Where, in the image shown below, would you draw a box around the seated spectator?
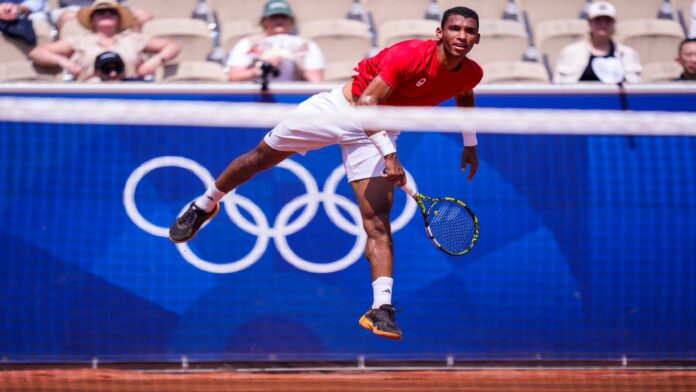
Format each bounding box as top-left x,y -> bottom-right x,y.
227,0 -> 325,83
554,1 -> 641,84
51,0 -> 151,32
676,38 -> 696,81
1,1 -> 44,19
0,1 -> 44,44
29,0 -> 178,81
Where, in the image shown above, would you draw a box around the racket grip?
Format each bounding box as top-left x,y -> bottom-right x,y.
399,183 -> 418,198
382,168 -> 417,198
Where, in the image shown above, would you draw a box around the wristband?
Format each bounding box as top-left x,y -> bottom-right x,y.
462,132 -> 478,147
369,130 -> 397,157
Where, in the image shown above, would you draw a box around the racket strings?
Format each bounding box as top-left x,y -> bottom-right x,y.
427,200 -> 477,254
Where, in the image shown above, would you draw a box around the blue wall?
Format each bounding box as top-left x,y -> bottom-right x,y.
1,86 -> 695,362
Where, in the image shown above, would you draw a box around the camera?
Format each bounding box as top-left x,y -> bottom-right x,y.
259,61 -> 280,91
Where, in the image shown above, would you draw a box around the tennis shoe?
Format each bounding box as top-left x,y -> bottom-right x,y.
359,304 -> 403,340
168,202 -> 220,243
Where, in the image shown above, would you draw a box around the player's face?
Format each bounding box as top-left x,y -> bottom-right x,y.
437,15 -> 480,58
678,42 -> 696,75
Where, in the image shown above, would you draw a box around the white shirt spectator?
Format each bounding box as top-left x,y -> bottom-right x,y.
226,33 -> 325,82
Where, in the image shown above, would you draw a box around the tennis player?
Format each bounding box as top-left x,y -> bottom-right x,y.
170,6 -> 483,341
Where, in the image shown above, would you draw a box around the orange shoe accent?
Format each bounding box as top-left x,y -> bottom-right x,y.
358,316 -> 402,340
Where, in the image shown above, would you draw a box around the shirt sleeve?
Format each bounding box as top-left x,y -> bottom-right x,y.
21,0 -> 44,13
302,40 -> 325,71
377,42 -> 419,89
226,38 -> 254,68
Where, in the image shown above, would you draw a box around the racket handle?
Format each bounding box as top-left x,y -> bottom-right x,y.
382,167 -> 418,198
399,183 -> 418,198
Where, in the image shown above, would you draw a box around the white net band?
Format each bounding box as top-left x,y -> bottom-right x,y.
1,96 -> 695,136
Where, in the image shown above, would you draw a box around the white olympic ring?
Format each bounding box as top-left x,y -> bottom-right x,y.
123,156 -> 418,274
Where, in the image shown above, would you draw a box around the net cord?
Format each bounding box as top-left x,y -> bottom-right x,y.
1,96 -> 695,136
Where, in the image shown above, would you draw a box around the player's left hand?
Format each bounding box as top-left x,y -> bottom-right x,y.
461,146 -> 478,181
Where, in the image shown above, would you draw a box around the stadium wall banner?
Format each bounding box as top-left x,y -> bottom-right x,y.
1,84 -> 694,362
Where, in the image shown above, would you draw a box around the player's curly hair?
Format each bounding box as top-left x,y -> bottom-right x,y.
441,6 -> 479,29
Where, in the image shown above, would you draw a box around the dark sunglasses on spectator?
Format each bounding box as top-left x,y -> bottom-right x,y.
99,62 -> 124,74
93,9 -> 118,17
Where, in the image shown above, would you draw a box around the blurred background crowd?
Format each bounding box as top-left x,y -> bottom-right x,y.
1,0 -> 694,84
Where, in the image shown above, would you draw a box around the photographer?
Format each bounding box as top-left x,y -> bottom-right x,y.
226,0 -> 325,84
88,50 -> 146,82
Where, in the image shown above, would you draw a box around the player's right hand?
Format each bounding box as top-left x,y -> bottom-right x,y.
382,154 -> 406,187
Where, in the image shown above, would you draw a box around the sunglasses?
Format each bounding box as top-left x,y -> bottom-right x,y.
93,9 -> 118,17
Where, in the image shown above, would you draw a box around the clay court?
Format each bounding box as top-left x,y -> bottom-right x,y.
2,366 -> 696,391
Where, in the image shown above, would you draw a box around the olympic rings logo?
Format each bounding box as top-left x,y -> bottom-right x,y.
124,156 -> 418,274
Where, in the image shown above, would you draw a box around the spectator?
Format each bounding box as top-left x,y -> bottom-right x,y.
676,38 -> 696,81
51,0 -> 151,32
227,0 -> 325,83
1,1 -> 44,19
0,1 -> 44,44
29,0 -> 178,81
554,1 -> 641,84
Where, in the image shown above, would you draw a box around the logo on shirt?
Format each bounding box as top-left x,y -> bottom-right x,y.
416,78 -> 427,87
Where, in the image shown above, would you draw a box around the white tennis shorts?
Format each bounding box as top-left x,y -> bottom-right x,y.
264,87 -> 399,182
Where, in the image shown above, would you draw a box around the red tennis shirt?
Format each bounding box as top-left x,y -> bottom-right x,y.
351,39 -> 483,107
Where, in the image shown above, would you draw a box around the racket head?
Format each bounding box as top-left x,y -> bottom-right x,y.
422,196 -> 479,256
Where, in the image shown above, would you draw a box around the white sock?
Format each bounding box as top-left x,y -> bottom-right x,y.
194,184 -> 226,212
372,276 -> 394,309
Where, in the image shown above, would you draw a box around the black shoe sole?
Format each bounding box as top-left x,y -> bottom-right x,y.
168,203 -> 220,244
359,315 -> 403,341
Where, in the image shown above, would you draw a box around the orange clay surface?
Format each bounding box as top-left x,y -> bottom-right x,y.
1,368 -> 695,391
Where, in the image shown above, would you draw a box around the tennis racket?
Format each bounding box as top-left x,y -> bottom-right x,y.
400,183 -> 479,256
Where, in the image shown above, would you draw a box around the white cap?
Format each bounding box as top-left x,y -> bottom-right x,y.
588,1 -> 617,20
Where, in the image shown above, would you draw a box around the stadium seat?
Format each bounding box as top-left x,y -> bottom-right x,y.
0,61 -> 60,82
467,19 -> 529,64
324,60 -> 357,82
616,19 -> 684,65
377,19 -> 439,48
610,0 -> 669,21
0,35 -> 32,64
517,0 -> 587,34
535,18 -> 589,71
33,18 -> 54,45
128,0 -> 198,19
207,0 -> 264,24
300,19 -> 372,63
0,19 -> 53,64
641,61 -> 683,82
58,18 -> 90,38
480,61 -> 550,83
162,61 -> 227,82
439,0 -> 517,21
287,0 -> 356,23
363,0 -> 434,28
142,18 -> 214,63
670,0 -> 694,34
220,20 -> 260,55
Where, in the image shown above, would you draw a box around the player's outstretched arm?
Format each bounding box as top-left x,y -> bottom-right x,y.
456,90 -> 479,181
